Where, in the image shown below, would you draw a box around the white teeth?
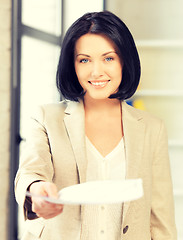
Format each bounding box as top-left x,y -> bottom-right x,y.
90,81 -> 108,86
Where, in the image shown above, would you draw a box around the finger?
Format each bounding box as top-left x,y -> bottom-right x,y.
43,182 -> 59,199
35,204 -> 64,219
43,211 -> 63,219
29,181 -> 47,198
32,199 -> 64,215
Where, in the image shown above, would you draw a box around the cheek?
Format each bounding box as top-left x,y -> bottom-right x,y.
113,68 -> 123,87
75,65 -> 82,81
75,66 -> 90,82
118,70 -> 123,81
76,71 -> 84,83
116,64 -> 123,80
75,68 -> 86,88
110,65 -> 122,82
108,62 -> 122,74
74,63 -> 79,77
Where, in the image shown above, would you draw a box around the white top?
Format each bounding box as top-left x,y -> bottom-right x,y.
83,136 -> 126,240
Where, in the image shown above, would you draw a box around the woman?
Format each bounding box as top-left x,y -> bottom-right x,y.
15,11 -> 177,240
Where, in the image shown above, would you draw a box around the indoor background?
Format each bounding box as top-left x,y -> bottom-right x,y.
0,0 -> 183,239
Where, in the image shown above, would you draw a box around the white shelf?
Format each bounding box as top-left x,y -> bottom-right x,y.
135,89 -> 183,97
136,40 -> 183,48
169,140 -> 183,148
173,189 -> 183,197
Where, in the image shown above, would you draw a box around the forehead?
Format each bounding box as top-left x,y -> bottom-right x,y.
74,33 -> 117,54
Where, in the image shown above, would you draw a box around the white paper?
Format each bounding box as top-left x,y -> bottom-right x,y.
26,178 -> 143,205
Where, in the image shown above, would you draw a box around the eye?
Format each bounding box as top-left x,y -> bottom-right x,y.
80,59 -> 89,63
105,57 -> 113,62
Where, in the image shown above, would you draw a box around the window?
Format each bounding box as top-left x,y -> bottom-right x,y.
11,1 -> 105,239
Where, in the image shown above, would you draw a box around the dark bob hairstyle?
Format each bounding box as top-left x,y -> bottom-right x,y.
56,11 -> 141,101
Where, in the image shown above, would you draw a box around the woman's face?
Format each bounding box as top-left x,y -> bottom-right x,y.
74,33 -> 123,101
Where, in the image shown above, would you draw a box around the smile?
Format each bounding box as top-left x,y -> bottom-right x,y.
89,80 -> 110,87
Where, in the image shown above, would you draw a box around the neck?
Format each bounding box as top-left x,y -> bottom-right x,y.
83,97 -> 121,113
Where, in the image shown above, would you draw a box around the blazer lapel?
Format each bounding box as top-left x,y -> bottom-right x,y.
63,100 -> 87,184
121,101 -> 145,219
63,100 -> 145,222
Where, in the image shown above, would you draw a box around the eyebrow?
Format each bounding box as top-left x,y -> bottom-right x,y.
75,51 -> 117,58
102,51 -> 117,56
75,53 -> 90,58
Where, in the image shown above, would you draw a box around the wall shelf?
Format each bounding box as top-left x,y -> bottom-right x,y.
136,40 -> 183,49
169,140 -> 183,148
173,189 -> 183,197
134,90 -> 183,97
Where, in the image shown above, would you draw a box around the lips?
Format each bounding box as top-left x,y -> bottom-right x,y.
88,80 -> 110,88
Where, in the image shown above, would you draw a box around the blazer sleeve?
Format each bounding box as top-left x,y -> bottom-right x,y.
14,106 -> 54,220
151,120 -> 177,240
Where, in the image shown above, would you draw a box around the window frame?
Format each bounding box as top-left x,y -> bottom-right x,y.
10,1 -> 63,239
10,1 -> 106,239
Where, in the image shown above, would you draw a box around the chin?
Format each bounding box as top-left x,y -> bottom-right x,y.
85,91 -> 109,99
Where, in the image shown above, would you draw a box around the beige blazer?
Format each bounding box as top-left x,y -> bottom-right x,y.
15,100 -> 177,240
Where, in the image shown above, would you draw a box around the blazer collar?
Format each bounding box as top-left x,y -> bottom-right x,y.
63,100 -> 145,220
122,101 -> 145,179
121,101 -> 145,219
63,100 -> 145,178
64,100 -> 87,184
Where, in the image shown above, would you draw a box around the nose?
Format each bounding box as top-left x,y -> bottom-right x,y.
91,61 -> 103,79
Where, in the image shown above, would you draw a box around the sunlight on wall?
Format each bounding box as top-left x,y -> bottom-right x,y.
64,0 -> 103,32
106,0 -> 183,239
18,1 -> 104,238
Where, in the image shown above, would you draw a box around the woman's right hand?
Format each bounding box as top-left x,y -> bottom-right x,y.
29,181 -> 64,219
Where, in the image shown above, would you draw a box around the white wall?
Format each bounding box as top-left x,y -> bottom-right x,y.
0,0 -> 11,239
106,0 -> 183,239
64,0 -> 103,32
